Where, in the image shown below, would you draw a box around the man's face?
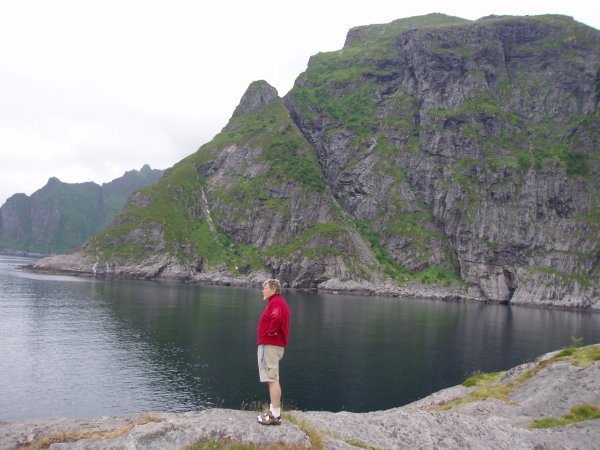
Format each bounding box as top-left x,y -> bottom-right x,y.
262,283 -> 275,300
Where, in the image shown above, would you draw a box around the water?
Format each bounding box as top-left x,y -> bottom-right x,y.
1,254 -> 599,421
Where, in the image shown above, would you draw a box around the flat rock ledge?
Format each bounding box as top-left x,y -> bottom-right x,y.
2,347 -> 599,450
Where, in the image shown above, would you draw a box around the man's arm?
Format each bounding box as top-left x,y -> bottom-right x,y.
267,306 -> 282,335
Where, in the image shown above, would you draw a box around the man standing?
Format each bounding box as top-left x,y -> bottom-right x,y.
257,278 -> 290,426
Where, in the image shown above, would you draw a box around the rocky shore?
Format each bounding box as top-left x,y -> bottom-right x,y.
25,252 -> 600,310
24,252 -> 483,306
2,345 -> 599,450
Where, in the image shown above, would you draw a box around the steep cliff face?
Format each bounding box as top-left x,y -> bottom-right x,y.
0,165 -> 163,254
31,14 -> 600,308
284,14 -> 600,307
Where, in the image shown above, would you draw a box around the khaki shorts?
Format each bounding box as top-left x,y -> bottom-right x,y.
257,344 -> 285,382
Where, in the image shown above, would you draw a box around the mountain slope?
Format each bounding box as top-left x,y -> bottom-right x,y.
0,165 -> 164,254
71,81 -> 378,286
31,14 -> 600,308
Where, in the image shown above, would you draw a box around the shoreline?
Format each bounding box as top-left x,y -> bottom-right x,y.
0,249 -> 50,258
20,262 -> 600,313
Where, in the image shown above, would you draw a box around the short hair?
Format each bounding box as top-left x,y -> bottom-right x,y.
263,278 -> 281,294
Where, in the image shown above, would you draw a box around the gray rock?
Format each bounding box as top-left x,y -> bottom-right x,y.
2,346 -> 598,449
0,410 -> 309,450
230,81 -> 279,119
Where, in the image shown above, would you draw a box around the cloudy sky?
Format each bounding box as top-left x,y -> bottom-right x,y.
1,0 -> 599,205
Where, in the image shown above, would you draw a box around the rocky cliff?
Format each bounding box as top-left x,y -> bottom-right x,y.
30,14 -> 600,308
0,165 -> 163,254
2,344 -> 598,449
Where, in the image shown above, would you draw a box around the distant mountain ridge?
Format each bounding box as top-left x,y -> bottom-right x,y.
31,14 -> 600,309
0,165 -> 164,254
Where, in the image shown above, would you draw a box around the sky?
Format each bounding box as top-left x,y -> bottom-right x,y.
1,0 -> 599,206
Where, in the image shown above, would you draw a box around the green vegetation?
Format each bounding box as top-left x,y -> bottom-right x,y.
562,152 -> 590,176
530,403 -> 600,429
424,84 -> 600,183
0,168 -> 163,254
462,371 -> 504,387
263,223 -> 347,259
354,219 -> 461,285
293,77 -> 380,140
553,340 -> 600,366
211,101 -> 326,191
284,413 -> 325,450
264,129 -> 326,192
436,343 -> 600,411
416,267 -> 462,285
343,13 -> 471,51
355,220 -> 410,282
289,15 -> 450,142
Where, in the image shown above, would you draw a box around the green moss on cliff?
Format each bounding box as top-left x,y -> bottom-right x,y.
264,223 -> 348,259
209,101 -> 326,192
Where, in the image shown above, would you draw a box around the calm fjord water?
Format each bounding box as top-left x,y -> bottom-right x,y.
1,254 -> 599,421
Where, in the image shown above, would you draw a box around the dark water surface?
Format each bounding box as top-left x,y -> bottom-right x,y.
1,254 -> 599,421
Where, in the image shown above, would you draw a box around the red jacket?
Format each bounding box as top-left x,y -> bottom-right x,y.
257,293 -> 290,347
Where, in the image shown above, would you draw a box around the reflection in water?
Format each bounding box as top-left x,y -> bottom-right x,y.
1,255 -> 599,420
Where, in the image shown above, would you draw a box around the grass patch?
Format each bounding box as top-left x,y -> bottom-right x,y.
354,220 -> 461,285
530,403 -> 600,429
354,220 -> 410,283
22,414 -> 163,450
462,371 -> 504,387
415,266 -> 462,285
284,414 -> 325,450
553,341 -> 600,367
436,344 -> 600,411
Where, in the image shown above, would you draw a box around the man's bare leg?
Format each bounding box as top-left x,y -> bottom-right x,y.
268,381 -> 282,415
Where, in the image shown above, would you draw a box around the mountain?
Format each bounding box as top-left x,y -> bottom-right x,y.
0,165 -> 164,254
31,14 -> 600,309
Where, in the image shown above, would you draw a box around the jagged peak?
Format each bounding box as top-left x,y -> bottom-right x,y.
46,177 -> 62,185
119,164 -> 157,178
231,80 -> 279,118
